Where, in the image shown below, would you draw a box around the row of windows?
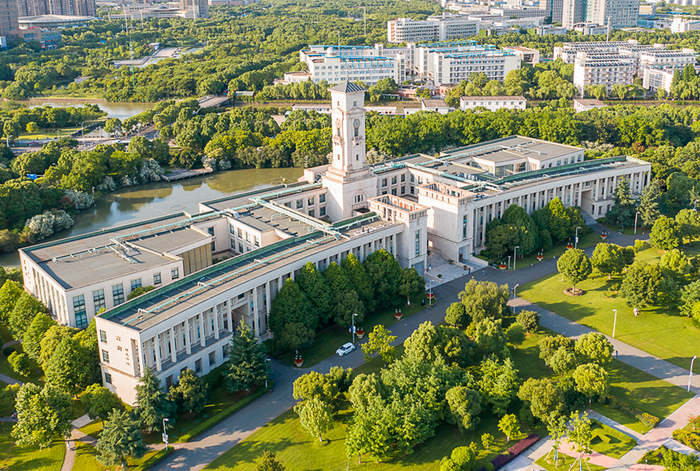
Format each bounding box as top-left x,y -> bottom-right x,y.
75,269 -> 179,324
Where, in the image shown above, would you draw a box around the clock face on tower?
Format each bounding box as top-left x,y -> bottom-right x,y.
353,119 -> 360,128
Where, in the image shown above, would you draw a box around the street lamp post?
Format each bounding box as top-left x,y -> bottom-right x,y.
507,255 -> 511,270
689,355 -> 698,393
513,246 -> 519,270
612,309 -> 618,339
162,418 -> 169,450
575,227 -> 581,249
634,212 -> 640,235
351,313 -> 358,344
429,278 -> 433,306
513,284 -> 519,315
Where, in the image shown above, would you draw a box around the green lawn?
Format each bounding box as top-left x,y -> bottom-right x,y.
535,453 -> 606,471
589,360 -> 693,435
514,232 -> 600,269
19,127 -> 84,140
270,293 -> 427,368
589,420 -> 637,459
519,247 -> 700,375
0,429 -> 65,471
73,441 -> 170,471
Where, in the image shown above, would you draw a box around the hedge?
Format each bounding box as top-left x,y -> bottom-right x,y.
672,429 -> 700,452
602,395 -> 660,429
480,433 -> 540,471
132,447 -> 175,471
176,381 -> 273,443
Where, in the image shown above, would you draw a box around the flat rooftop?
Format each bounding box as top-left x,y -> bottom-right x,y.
439,136 -> 581,164
22,213 -> 211,290
100,214 -> 400,331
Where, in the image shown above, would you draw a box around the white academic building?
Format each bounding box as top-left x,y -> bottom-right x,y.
19,82 -> 651,404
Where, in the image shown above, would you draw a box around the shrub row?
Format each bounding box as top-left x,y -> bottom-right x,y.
480,434 -> 540,471
672,429 -> 700,452
603,395 -> 660,429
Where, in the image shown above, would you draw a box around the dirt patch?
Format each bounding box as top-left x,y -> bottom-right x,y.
564,288 -> 585,296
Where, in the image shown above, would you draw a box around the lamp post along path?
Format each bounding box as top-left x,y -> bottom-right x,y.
690,356 -> 698,393
612,309 -> 618,339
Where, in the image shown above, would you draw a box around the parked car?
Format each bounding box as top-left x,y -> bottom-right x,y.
336,342 -> 356,357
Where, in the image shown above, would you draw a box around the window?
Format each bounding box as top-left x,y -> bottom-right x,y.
296,199 -> 303,209
195,359 -> 202,374
237,228 -> 242,238
382,178 -> 387,187
102,349 -> 110,363
93,289 -> 105,313
391,188 -> 397,196
229,225 -> 234,235
320,207 -> 326,217
99,330 -> 107,343
153,273 -> 161,285
222,344 -> 230,358
231,238 -> 235,249
104,372 -> 112,384
308,196 -> 315,206
245,231 -> 250,242
112,284 -> 124,306
238,243 -> 243,253
171,268 -> 179,280
73,295 -> 87,329
209,351 -> 216,367
415,230 -> 420,256
131,279 -> 142,291
207,227 -> 214,236
401,174 -> 406,182
319,193 -> 326,203
401,186 -> 405,194
463,215 -> 467,241
391,176 -> 397,184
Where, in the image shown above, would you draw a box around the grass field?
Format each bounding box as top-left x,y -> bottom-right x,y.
589,420 -> 637,459
270,293 -> 427,368
519,246 -> 700,375
73,441 -> 169,471
19,127 -> 83,140
535,453 -> 606,471
483,232 -> 599,268
0,429 -> 65,471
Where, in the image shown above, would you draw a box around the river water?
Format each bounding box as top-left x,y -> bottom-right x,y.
0,167 -> 304,267
25,100 -> 157,120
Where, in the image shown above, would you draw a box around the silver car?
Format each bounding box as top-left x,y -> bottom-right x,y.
336,342 -> 356,357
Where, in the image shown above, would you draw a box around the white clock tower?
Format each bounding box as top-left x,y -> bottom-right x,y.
322,82 -> 377,222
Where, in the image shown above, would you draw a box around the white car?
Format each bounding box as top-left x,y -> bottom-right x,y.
336,342 -> 356,357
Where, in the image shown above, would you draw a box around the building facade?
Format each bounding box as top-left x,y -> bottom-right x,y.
0,0 -> 18,36
460,95 -> 527,111
540,0 -> 564,23
387,14 -> 480,43
573,52 -> 635,95
562,0 -> 639,29
23,82 -> 651,405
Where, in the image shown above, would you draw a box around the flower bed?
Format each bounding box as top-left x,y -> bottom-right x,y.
479,433 -> 540,471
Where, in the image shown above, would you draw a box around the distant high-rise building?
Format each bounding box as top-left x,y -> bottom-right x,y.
180,0 -> 208,19
16,0 -> 49,17
540,0 -> 564,23
0,0 -> 18,35
562,0 -> 639,30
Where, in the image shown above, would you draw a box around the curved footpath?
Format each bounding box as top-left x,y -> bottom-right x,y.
153,225 -> 700,471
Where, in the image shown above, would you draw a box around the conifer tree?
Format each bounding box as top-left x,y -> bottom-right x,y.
606,176 -> 637,229
296,261 -> 332,323
638,179 -> 662,227
135,367 -> 176,432
96,409 -> 147,468
225,320 -> 270,393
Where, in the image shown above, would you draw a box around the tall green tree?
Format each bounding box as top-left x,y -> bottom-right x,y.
548,198 -> 572,242
445,302 -> 469,327
590,243 -> 626,279
341,253 -> 375,312
225,320 -> 270,393
445,386 -> 482,432
168,369 -> 210,415
81,384 -> 124,425
660,248 -> 689,279
22,313 -> 56,362
457,280 -> 509,322
638,179 -> 662,228
557,248 -> 592,292
472,318 -> 507,354
620,261 -> 662,308
498,414 -> 520,442
268,279 -> 316,350
676,208 -> 700,242
361,325 -> 397,364
651,216 -> 682,251
95,409 -> 147,468
294,397 -> 333,442
568,411 -> 593,469
39,325 -> 77,368
8,351 -> 31,377
135,367 -> 176,432
296,262 -> 332,323
398,267 -> 425,304
45,336 -> 92,397
479,358 -> 519,416
439,443 -> 479,471
0,279 -> 23,323
606,177 -> 637,229
573,363 -> 608,401
9,292 -> 48,341
364,249 -> 402,307
12,383 -> 73,448
574,333 -> 613,365
518,378 -> 564,422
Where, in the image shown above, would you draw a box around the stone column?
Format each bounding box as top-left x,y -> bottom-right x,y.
185,318 -> 192,355
170,326 -> 176,363
154,336 -> 162,371
199,313 -> 205,347
252,286 -> 260,337
213,307 -> 220,340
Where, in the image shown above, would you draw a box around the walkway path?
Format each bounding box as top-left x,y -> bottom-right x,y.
0,373 -> 22,386
151,227 -> 665,471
